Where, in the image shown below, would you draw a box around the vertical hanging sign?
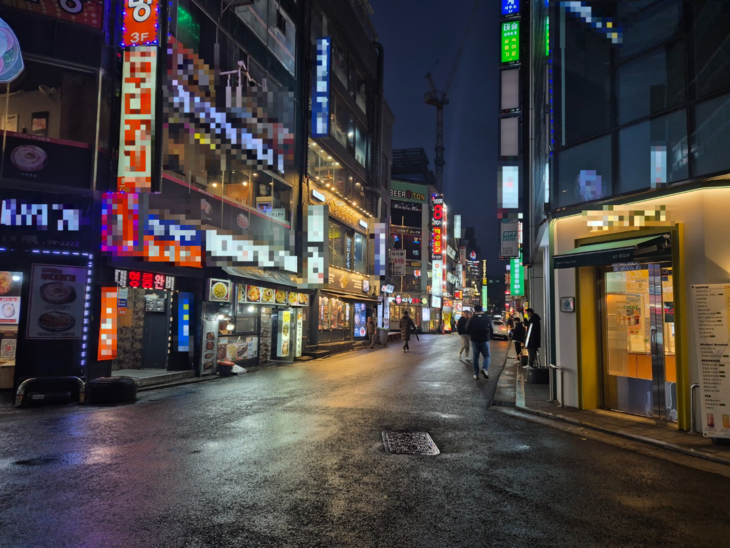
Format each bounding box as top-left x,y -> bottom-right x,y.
117,47 -> 158,193
121,0 -> 160,47
510,253 -> 523,297
501,0 -> 520,16
312,37 -> 331,138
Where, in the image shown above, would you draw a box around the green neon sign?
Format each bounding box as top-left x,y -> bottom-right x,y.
510,252 -> 523,297
481,286 -> 488,309
502,21 -> 520,63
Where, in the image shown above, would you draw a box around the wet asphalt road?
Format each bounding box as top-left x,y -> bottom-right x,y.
1,335 -> 730,548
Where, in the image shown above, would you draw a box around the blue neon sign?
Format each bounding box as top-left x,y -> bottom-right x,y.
502,0 -> 520,16
312,37 -> 331,138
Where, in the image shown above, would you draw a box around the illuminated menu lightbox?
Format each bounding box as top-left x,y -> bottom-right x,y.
501,0 -> 519,16
502,21 -> 520,63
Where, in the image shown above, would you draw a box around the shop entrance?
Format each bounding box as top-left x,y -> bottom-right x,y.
600,262 -> 677,421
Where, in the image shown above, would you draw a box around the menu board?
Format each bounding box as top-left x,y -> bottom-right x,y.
295,309 -> 303,358
26,265 -> 88,339
691,285 -> 730,439
0,297 -> 20,325
201,320 -> 219,375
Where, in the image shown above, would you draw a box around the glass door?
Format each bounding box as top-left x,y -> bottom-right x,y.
601,262 -> 676,421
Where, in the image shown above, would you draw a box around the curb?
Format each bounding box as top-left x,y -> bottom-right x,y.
502,403 -> 730,467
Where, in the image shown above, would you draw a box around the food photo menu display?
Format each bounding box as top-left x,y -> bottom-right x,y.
26,265 -> 88,339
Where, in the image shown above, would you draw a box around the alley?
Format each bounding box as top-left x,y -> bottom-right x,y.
1,335 -> 730,548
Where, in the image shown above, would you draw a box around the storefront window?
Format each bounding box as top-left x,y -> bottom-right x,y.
617,44 -> 686,126
691,94 -> 730,178
308,140 -> 345,193
319,296 -> 350,331
235,0 -> 297,75
354,233 -> 367,275
0,61 -> 98,188
332,40 -> 348,87
354,120 -> 368,167
555,135 -> 612,207
692,1 -> 730,98
618,110 -> 688,193
355,73 -> 368,115
329,220 -> 346,269
253,171 -> 292,224
331,95 -> 354,150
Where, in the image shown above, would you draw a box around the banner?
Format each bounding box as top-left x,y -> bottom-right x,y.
432,259 -> 443,297
27,264 -> 89,340
500,220 -> 520,258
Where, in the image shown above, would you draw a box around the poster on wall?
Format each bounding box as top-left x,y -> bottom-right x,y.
278,310 -> 291,357
27,264 -> 88,339
691,285 -> 730,439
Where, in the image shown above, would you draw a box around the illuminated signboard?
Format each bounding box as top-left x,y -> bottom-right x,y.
121,0 -> 160,47
177,292 -> 193,351
502,0 -> 519,16
510,253 -> 524,296
312,37 -> 331,138
115,269 -> 175,290
482,286 -> 488,309
501,21 -> 520,63
432,197 -> 443,259
1,200 -> 82,231
432,259 -> 443,297
117,47 -> 157,193
0,19 -> 23,83
454,214 -> 461,240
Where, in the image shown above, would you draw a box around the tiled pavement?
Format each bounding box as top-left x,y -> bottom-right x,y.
492,355 -> 730,466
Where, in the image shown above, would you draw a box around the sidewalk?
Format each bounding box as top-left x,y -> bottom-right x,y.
491,355 -> 730,466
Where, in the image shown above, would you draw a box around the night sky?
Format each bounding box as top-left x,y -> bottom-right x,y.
370,0 -> 507,275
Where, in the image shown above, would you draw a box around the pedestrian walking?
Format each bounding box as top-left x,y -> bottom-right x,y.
465,304 -> 493,380
366,316 -> 376,348
525,308 -> 542,367
457,312 -> 470,359
400,310 -> 416,353
512,317 -> 526,361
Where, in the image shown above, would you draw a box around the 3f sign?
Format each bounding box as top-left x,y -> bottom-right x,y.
121,0 -> 159,47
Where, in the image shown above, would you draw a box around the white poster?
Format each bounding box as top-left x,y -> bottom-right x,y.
691,285 -> 730,439
391,249 -> 406,276
500,220 -> 520,258
26,265 -> 88,339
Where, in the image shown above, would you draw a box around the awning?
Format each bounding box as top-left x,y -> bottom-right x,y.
222,266 -> 300,289
553,234 -> 670,269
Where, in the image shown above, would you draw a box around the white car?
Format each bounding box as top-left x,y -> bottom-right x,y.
491,320 -> 510,340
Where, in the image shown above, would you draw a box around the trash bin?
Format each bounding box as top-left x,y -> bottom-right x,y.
377,328 -> 389,347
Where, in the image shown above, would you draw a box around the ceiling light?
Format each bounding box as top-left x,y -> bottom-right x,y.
248,306 -> 254,312
211,182 -> 218,187
243,181 -> 248,186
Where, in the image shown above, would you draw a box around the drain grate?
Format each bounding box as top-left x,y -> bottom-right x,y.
490,400 -> 516,407
382,431 -> 440,455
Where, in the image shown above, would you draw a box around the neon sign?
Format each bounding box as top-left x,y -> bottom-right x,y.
502,0 -> 519,16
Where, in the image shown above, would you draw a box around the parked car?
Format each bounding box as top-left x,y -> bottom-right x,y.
491,319 -> 510,340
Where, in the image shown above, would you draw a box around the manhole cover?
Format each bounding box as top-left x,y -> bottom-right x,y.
382,431 -> 440,455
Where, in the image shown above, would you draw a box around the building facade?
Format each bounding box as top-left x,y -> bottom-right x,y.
535,0 -> 730,434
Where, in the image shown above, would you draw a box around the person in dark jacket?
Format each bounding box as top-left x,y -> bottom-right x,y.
465,305 -> 493,380
525,308 -> 541,367
399,310 -> 416,353
512,317 -> 526,361
457,312 -> 470,359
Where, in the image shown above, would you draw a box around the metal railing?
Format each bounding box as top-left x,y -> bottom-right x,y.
690,383 -> 700,434
15,376 -> 86,407
548,364 -> 564,407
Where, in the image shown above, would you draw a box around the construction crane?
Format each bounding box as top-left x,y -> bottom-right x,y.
424,0 -> 480,192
